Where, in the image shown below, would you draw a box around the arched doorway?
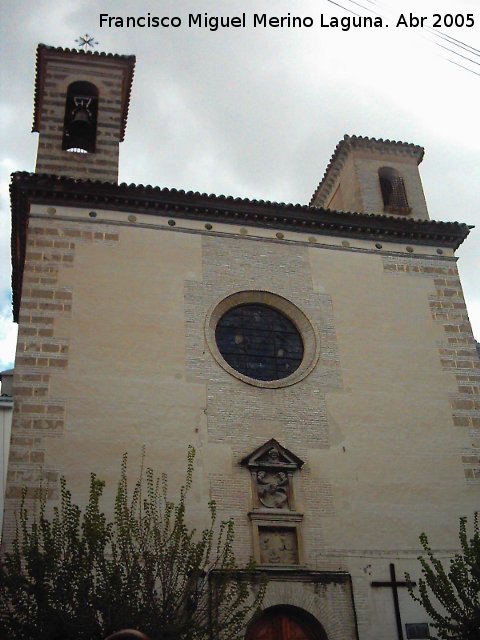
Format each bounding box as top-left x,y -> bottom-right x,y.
246,605 -> 328,640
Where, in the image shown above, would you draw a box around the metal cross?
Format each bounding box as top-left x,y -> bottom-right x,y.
75,34 -> 99,51
371,563 -> 416,640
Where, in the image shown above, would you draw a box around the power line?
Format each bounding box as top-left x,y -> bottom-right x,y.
326,1 -> 362,18
335,0 -> 480,77
424,25 -> 480,56
372,0 -> 480,59
446,58 -> 480,77
343,0 -> 384,17
434,41 -> 480,67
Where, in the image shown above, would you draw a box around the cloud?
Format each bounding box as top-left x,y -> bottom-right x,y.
0,301 -> 17,370
0,0 -> 478,343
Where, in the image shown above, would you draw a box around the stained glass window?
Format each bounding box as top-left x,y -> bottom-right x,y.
215,304 -> 304,381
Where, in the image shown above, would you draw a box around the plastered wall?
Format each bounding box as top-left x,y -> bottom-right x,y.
5,205 -> 479,638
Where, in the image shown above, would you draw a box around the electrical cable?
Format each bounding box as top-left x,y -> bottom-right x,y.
334,0 -> 480,76
326,1 -> 362,18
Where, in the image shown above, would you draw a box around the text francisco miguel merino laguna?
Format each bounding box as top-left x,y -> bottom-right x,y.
99,12 -> 454,31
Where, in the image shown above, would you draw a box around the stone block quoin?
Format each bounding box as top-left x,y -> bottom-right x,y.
3,217 -> 120,542
383,255 -> 480,482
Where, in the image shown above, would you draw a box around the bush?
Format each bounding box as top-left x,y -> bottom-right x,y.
406,512 -> 480,640
0,447 -> 265,639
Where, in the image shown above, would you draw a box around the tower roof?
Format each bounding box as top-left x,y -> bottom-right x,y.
310,135 -> 425,207
32,44 -> 136,142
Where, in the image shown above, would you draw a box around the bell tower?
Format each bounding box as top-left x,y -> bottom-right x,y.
310,135 -> 429,220
33,44 -> 135,182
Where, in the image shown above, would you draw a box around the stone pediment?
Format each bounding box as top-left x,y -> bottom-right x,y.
240,439 -> 304,471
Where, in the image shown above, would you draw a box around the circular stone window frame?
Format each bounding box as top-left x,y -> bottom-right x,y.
205,290 -> 320,389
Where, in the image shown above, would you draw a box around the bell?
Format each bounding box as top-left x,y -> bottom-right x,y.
62,91 -> 97,153
65,104 -> 93,143
71,105 -> 91,125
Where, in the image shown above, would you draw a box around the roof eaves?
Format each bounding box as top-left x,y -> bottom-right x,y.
10,172 -> 471,321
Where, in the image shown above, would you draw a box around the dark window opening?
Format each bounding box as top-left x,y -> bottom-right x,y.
215,304 -> 304,382
405,623 -> 430,639
379,166 -> 411,214
62,81 -> 99,153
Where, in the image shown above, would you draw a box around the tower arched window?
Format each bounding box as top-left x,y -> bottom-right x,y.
62,81 -> 99,153
378,166 -> 411,214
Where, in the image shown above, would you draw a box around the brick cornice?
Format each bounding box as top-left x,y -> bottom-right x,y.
10,172 -> 471,321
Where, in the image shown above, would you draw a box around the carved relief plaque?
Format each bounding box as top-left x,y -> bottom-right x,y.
242,439 -> 304,512
259,527 -> 299,565
242,439 -> 305,567
256,470 -> 289,509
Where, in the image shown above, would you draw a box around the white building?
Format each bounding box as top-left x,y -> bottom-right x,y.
0,369 -> 13,538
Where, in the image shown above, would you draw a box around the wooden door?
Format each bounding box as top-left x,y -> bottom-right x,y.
247,611 -> 319,640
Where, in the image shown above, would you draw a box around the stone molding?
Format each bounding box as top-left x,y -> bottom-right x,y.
205,291 -> 320,389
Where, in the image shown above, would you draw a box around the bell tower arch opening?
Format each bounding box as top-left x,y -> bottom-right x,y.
378,166 -> 410,213
246,605 -> 329,640
62,81 -> 99,154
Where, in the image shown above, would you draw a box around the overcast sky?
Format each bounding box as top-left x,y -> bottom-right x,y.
0,0 -> 479,371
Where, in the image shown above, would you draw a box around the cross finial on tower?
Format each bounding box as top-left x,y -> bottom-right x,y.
75,34 -> 99,51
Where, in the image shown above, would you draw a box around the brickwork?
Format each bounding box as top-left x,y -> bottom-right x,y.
260,578 -> 357,640
350,574 -> 370,630
4,212 -> 476,635
185,234 -> 343,568
3,216 -> 120,542
209,474 -> 252,565
383,254 -> 480,483
35,55 -> 130,182
8,43 -> 477,638
355,156 -> 428,219
314,581 -> 357,640
301,470 -> 335,565
311,137 -> 429,220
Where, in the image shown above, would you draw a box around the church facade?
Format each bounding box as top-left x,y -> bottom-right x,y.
4,44 -> 479,640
